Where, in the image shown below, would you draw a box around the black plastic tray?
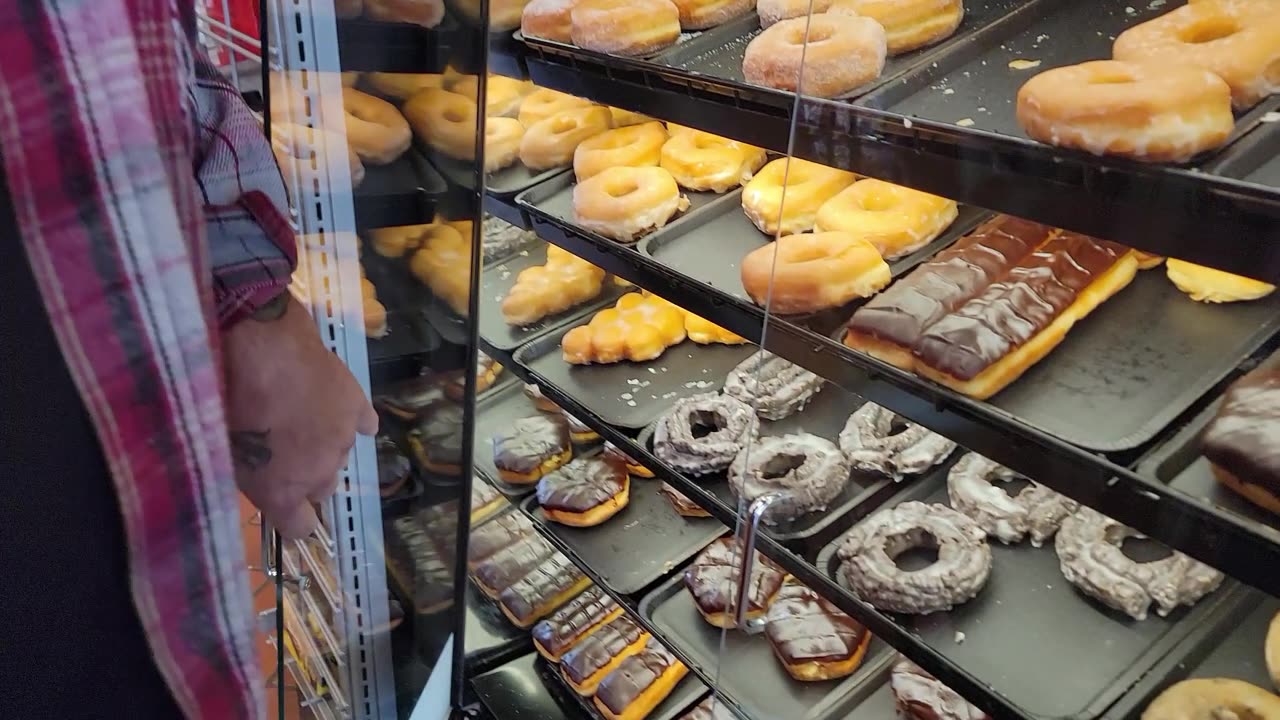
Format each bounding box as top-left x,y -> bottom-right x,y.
367,308 -> 442,385
636,381 -> 921,547
815,476 -> 1246,720
465,581 -> 533,671
639,569 -> 897,720
479,241 -> 631,351
535,646 -> 709,720
520,446 -> 727,596
355,148 -> 447,230
433,150 -> 571,199
472,378 -> 575,496
473,652 -> 585,720
518,27 -> 714,64
1212,116 -> 1280,189
512,321 -> 758,429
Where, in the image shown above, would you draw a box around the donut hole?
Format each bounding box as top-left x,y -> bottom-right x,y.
760,453 -> 806,479
1120,535 -> 1174,564
885,528 -> 940,571
1179,17 -> 1239,44
688,410 -> 726,439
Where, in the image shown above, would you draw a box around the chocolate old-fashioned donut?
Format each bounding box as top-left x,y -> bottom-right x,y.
727,433 -> 850,524
654,393 -> 759,475
837,501 -> 991,614
1055,507 -> 1223,621
946,452 -> 1078,546
839,403 -> 956,477
891,659 -> 990,720
723,350 -> 825,420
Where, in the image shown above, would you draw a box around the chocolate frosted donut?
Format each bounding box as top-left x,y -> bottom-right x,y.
837,501 -> 991,614
684,536 -> 787,628
723,350 -> 825,420
838,403 -> 956,477
727,433 -> 850,523
946,452 -> 1078,546
654,393 -> 759,476
765,581 -> 871,682
680,696 -> 740,720
1054,507 -> 1223,621
377,436 -> 412,497
410,401 -> 466,473
493,414 -> 572,483
537,455 -> 630,527
891,659 -> 990,720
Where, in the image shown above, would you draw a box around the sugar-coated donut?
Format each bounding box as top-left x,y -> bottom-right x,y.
523,0 -> 578,41
366,72 -> 445,99
573,166 -> 690,243
830,0 -> 963,54
573,121 -> 668,181
1113,0 -> 1280,109
1165,259 -> 1276,302
741,157 -> 856,235
366,0 -> 446,28
342,88 -> 412,165
814,179 -> 959,259
447,75 -> 529,117
660,127 -> 767,192
740,231 -> 890,313
518,88 -> 596,127
520,105 -> 613,170
1016,60 -> 1234,163
571,0 -> 682,56
403,88 -> 480,161
671,0 -> 754,30
757,0 -> 831,28
486,118 -> 525,172
744,13 -> 887,97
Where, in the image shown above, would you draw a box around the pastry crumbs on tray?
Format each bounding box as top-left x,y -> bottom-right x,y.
1008,59 -> 1041,70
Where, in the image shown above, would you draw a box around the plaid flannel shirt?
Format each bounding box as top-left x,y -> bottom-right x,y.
0,1 -> 295,717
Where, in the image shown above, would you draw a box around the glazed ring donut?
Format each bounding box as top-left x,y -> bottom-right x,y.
743,14 -> 888,98
485,117 -> 525,173
1268,611 -> 1280,691
610,107 -> 654,127
671,0 -> 754,30
365,72 -> 444,100
571,0 -> 682,56
272,122 -> 366,189
518,88 -> 595,127
739,232 -> 891,314
838,402 -> 957,477
1142,679 -> 1280,720
836,501 -> 992,614
448,75 -> 528,117
365,0 -> 446,28
660,127 -> 767,193
523,0 -> 577,41
1113,1 -> 1280,109
653,392 -> 759,475
756,0 -> 831,28
403,88 -> 480,161
342,88 -> 412,165
741,157 -> 857,235
519,105 -> 614,170
1016,60 -> 1234,163
573,121 -> 668,181
573,166 -> 690,243
1055,507 -> 1224,621
831,0 -> 964,55
946,452 -> 1078,546
727,433 -> 851,523
814,179 -> 959,260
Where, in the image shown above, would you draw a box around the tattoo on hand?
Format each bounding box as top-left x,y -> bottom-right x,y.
230,429 -> 273,470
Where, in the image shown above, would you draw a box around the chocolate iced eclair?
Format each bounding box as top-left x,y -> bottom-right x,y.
493,414 -> 572,484
471,533 -> 556,599
560,613 -> 649,695
470,476 -> 506,525
467,510 -> 535,568
537,454 -> 631,527
533,585 -> 624,662
593,637 -> 689,720
498,552 -> 591,628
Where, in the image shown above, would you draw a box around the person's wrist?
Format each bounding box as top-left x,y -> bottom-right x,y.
250,290 -> 291,322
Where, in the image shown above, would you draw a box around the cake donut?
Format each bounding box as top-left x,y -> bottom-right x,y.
533,585 -> 624,662
342,88 -> 412,165
756,0 -> 832,28
1055,507 -> 1224,621
522,0 -> 578,41
671,0 -> 754,29
832,0 -> 965,55
492,415 -> 573,484
765,580 -> 872,682
684,537 -> 788,627
604,442 -> 655,478
660,127 -> 767,193
573,166 -> 690,243
743,14 -> 888,98
814,179 -> 960,260
570,0 -> 682,56
1143,678 -> 1280,720
653,393 -> 759,475
838,402 -> 957,478
727,433 -> 851,523
574,121 -> 668,181
891,659 -> 990,720
660,482 -> 712,517
739,231 -> 892,314
946,452 -> 1078,546
741,157 -> 857,236
520,105 -> 614,170
537,455 -> 631,527
837,501 -> 992,614
723,350 -> 825,420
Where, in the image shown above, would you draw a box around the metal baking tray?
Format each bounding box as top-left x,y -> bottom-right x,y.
815,476 -> 1246,720
472,378 -> 575,497
472,652 -> 582,720
511,321 -> 758,429
479,240 -> 631,351
859,0 -> 1280,167
656,0 -> 1034,108
635,380 -> 924,547
520,446 -> 727,596
535,644 -> 710,720
639,568 -> 897,720
355,147 -> 447,230
432,150 -> 571,199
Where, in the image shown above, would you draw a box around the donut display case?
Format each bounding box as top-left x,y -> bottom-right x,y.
187,0 -> 1280,719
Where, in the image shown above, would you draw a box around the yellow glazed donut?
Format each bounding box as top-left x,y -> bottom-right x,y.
1113,0 -> 1280,109
757,0 -> 831,28
448,74 -> 529,117
571,0 -> 682,56
1141,678 -> 1280,720
610,107 -> 654,127
562,292 -> 688,364
272,122 -> 366,189
740,232 -> 891,314
486,117 -> 525,173
366,73 -> 445,99
1165,259 -> 1276,303
671,0 -> 754,30
365,0 -> 446,28
1016,60 -> 1234,163
403,88 -> 479,161
523,0 -> 578,41
573,121 -> 668,181
342,88 -> 412,165
502,245 -> 606,325
814,179 -> 959,259
743,13 -> 888,97
830,0 -> 963,54
519,105 -> 614,170
741,157 -> 856,235
519,88 -> 596,127
573,166 -> 690,243
660,127 -> 766,192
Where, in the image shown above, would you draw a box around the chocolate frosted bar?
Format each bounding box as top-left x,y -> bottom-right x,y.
684,537 -> 786,618
533,585 -> 623,660
467,511 -> 534,566
560,614 -> 646,686
498,552 -> 587,627
472,533 -> 555,594
595,637 -> 684,718
1202,364 -> 1280,498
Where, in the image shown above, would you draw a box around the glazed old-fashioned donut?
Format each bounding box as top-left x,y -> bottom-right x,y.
1055,507 -> 1224,621
832,0 -> 965,54
728,433 -> 851,523
342,88 -> 412,165
685,537 -> 788,627
814,179 -> 959,260
756,0 -> 832,28
654,393 -> 759,475
1142,678 -> 1280,720
571,0 -> 682,56
403,88 -> 480,161
765,580 -> 872,682
946,452 -> 1078,546
519,105 -> 614,170
574,121 -> 668,181
723,350 -> 825,420
837,501 -> 992,614
523,0 -> 578,41
518,88 -> 595,127
891,659 -> 990,720
485,117 -> 525,173
660,127 -> 767,193
741,157 -> 857,235
1016,60 -> 1234,163
573,166 -> 690,243
743,14 -> 888,98
493,415 -> 573,484
1114,0 -> 1280,109
537,455 -> 630,526
740,231 -> 891,314
671,0 -> 754,29
838,402 -> 957,477
365,0 -> 445,27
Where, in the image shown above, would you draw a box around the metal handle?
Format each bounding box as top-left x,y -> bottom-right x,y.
258,522 -> 311,590
733,492 -> 782,631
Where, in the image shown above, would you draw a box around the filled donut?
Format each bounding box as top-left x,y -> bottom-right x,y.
537,455 -> 630,526
891,658 -> 990,720
570,0 -> 682,56
492,414 -> 573,484
765,580 -> 872,681
756,0 -> 832,28
832,0 -> 965,54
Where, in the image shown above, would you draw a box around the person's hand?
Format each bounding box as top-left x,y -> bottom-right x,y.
223,294 -> 378,538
